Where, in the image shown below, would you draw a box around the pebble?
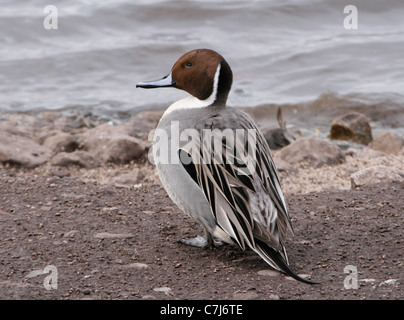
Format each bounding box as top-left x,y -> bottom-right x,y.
257,269 -> 280,277
153,286 -> 172,296
350,165 -> 404,189
278,137 -> 345,168
124,263 -> 149,270
371,131 -> 404,155
330,111 -> 373,145
232,290 -> 259,300
94,232 -> 135,239
379,279 -> 399,287
63,230 -> 79,238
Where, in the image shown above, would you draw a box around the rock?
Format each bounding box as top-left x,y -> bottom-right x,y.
121,111 -> 162,140
123,263 -> 149,270
273,156 -> 298,173
94,232 -> 135,239
78,123 -> 147,164
0,131 -> 53,168
379,279 -> 399,287
110,169 -> 145,186
42,131 -> 78,153
153,287 -> 173,296
51,151 -> 101,168
278,137 -> 345,168
232,290 -> 259,300
0,119 -> 34,139
350,165 -> 404,189
330,112 -> 373,145
63,230 -> 79,238
331,139 -> 366,151
257,269 -> 280,277
1,114 -> 42,138
370,131 -> 404,155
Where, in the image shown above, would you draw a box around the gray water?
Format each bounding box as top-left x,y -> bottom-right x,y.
1,0 -> 403,133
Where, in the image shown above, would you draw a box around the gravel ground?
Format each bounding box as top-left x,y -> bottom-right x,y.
0,165 -> 402,300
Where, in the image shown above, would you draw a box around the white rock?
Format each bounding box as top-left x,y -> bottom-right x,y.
0,131 -> 53,168
51,151 -> 100,168
350,165 -> 404,189
94,232 -> 134,239
124,263 -> 149,270
63,230 -> 79,238
41,130 -> 78,153
153,286 -> 172,296
278,137 -> 345,168
371,131 -> 404,155
257,269 -> 280,277
78,123 -> 147,164
379,279 -> 399,287
232,291 -> 259,300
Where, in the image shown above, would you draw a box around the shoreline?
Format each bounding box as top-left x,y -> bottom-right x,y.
1,109 -> 403,299
1,108 -> 403,194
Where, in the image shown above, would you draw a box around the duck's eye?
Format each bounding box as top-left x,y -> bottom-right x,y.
185,63 -> 193,68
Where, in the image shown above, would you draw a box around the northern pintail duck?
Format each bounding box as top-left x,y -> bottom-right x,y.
137,49 -> 315,284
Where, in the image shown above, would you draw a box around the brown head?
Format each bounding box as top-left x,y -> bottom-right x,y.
137,49 -> 233,106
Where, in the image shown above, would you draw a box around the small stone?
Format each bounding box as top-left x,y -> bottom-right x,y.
124,263 -> 149,270
51,151 -> 100,169
153,287 -> 172,296
379,279 -> 399,287
94,232 -> 134,239
278,137 -> 345,168
330,112 -> 373,145
110,169 -> 145,186
350,165 -> 404,189
63,230 -> 79,238
371,131 -> 404,155
257,269 -> 280,277
78,123 -> 147,164
273,157 -> 298,173
0,131 -> 53,168
83,289 -> 91,295
232,290 -> 259,300
42,131 -> 78,153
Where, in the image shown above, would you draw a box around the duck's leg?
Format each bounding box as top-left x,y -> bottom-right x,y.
179,229 -> 224,248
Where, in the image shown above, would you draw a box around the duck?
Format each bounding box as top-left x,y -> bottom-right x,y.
137,49 -> 315,284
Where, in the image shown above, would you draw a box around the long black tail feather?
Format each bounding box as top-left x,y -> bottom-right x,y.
256,241 -> 318,285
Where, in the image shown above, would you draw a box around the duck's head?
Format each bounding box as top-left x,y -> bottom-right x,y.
137,49 -> 233,106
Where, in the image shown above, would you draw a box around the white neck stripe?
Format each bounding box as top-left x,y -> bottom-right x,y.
163,63 -> 221,116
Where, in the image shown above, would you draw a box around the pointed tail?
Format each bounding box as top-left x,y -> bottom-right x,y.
255,241 -> 318,285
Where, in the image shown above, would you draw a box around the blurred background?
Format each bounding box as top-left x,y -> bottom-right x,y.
0,0 -> 403,135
